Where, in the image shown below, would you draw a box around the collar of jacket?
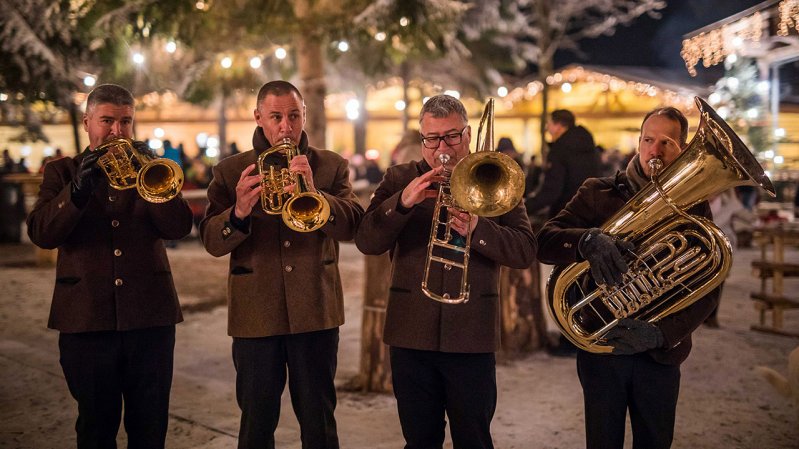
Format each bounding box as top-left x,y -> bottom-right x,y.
612,171 -> 634,201
251,126 -> 310,158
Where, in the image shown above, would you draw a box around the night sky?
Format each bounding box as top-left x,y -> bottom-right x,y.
562,0 -> 765,68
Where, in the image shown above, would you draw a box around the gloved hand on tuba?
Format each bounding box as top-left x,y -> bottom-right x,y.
578,228 -> 635,287
604,318 -> 664,355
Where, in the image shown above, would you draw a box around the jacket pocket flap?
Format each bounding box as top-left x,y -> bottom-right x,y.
231,266 -> 253,275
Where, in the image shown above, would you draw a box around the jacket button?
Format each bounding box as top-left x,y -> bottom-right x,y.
285,265 -> 293,272
114,278 -> 123,286
114,249 -> 122,256
58,201 -> 65,209
479,239 -> 486,246
564,242 -> 572,248
111,220 -> 120,227
385,209 -> 392,216
108,195 -> 117,202
283,240 -> 291,248
222,227 -> 231,237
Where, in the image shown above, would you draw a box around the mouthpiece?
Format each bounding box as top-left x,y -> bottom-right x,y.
648,158 -> 663,179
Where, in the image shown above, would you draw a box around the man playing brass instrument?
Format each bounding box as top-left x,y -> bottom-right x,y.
537,107 -> 720,449
26,84 -> 193,448
200,80 -> 363,449
355,94 -> 536,449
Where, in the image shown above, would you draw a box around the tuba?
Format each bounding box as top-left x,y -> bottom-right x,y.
96,137 -> 184,203
257,138 -> 330,233
421,98 -> 526,304
547,97 -> 775,353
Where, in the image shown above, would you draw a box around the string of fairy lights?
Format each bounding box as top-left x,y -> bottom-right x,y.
680,0 -> 799,76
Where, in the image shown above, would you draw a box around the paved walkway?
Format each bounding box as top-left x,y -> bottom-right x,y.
0,240 -> 796,448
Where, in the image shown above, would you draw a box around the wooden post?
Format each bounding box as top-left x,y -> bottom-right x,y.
345,252 -> 393,393
499,260 -> 547,356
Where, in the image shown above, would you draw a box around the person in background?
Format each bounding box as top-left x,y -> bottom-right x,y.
25,83 -> 193,449
706,189 -> 745,327
526,109 -> 601,357
496,136 -> 524,167
537,106 -> 720,449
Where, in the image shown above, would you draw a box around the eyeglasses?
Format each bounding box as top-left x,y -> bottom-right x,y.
421,127 -> 467,149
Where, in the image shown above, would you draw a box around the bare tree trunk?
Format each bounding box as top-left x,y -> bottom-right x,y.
343,252 -> 393,393
354,90 -> 367,155
537,0 -> 552,163
499,261 -> 546,356
401,62 -> 410,132
218,92 -> 228,158
296,33 -> 327,148
69,102 -> 81,155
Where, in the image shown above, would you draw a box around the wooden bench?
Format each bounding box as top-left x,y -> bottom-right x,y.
751,225 -> 799,337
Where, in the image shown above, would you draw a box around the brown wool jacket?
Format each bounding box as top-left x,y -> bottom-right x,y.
27,150 -> 193,333
200,136 -> 363,338
355,159 -> 537,353
537,172 -> 721,365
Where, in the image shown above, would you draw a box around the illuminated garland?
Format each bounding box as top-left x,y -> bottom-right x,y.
682,0 -> 799,76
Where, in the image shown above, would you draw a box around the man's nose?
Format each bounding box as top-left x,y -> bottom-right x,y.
110,121 -> 122,136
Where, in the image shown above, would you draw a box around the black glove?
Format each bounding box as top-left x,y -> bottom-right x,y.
604,318 -> 664,355
578,228 -> 634,286
132,140 -> 155,157
70,148 -> 108,207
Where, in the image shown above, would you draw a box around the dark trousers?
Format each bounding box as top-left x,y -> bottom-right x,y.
58,326 -> 176,449
577,351 -> 681,449
232,328 -> 339,449
390,346 -> 496,449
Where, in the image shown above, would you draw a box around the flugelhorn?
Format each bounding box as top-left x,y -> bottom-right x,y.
257,138 -> 330,233
421,98 -> 526,304
96,137 -> 184,203
547,97 -> 775,353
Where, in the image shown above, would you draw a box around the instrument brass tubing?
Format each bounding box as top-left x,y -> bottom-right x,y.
422,98 -> 529,304
257,138 -> 331,232
96,137 -> 184,203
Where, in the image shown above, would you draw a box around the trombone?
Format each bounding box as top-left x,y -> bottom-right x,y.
421,98 -> 525,304
257,138 -> 331,233
95,137 -> 184,203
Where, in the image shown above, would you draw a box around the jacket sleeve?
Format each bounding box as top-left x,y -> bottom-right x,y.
319,157 -> 364,241
525,149 -> 566,214
26,161 -> 86,249
470,202 -> 536,269
199,163 -> 251,257
146,193 -> 194,240
536,180 -> 599,265
354,167 -> 415,255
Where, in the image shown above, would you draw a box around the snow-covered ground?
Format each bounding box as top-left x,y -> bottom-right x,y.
0,240 -> 796,449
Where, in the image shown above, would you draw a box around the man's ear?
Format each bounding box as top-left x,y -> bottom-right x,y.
82,113 -> 89,132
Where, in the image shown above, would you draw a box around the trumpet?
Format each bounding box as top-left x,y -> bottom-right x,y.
257,138 -> 330,233
95,137 -> 184,203
421,98 -> 526,304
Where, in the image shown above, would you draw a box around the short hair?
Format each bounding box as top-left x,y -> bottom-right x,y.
550,109 -> 575,128
86,84 -> 134,111
641,107 -> 689,145
418,94 -> 468,126
256,80 -> 304,108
